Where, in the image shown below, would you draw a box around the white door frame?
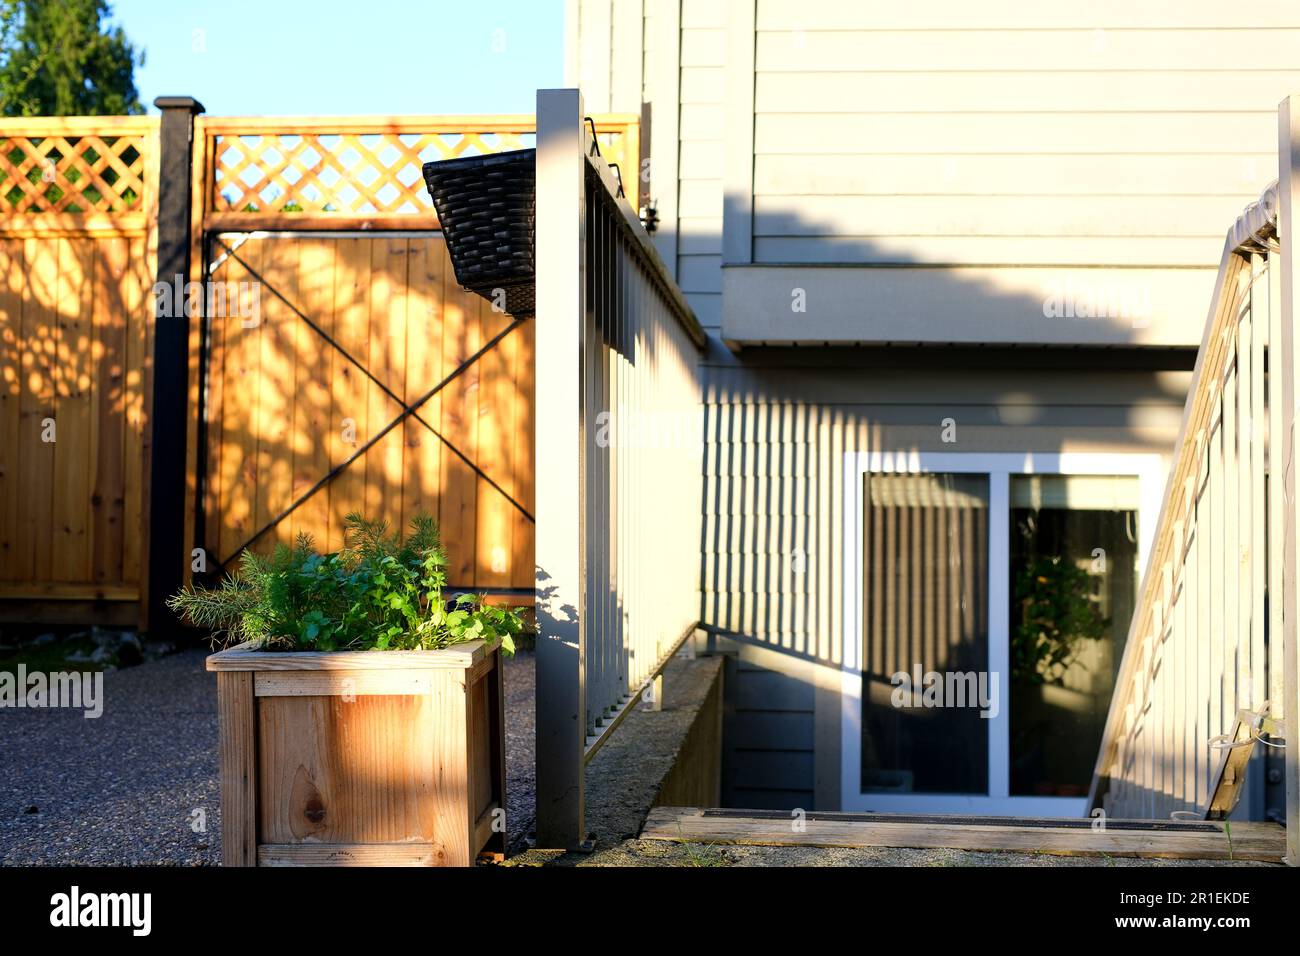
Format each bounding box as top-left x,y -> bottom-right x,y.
840,450 -> 1164,816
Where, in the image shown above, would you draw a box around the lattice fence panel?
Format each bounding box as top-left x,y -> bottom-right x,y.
211,127 -> 635,216
0,134 -> 146,214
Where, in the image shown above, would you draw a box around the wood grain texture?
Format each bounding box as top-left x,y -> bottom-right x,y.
212,646 -> 501,866
199,234 -> 533,589
0,238 -> 23,580
22,247 -> 57,585
91,236 -> 128,585
288,237 -> 337,550
399,237 -> 444,537
0,121 -> 153,622
642,807 -> 1286,862
198,116 -> 639,229
256,693 -> 437,846
253,671 -> 432,697
256,843 -> 442,866
216,671 -> 257,867
428,667 -> 472,866
206,639 -> 486,672
437,271 -> 481,584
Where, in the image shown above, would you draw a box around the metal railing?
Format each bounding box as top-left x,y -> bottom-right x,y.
1090,95 -> 1299,864
533,89 -> 706,849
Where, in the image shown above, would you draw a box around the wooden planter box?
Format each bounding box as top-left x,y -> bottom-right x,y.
205,640 -> 505,867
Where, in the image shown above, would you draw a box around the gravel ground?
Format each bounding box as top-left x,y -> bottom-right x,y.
502,650 -> 535,851
0,648 -> 1276,867
0,646 -> 540,865
0,648 -> 220,865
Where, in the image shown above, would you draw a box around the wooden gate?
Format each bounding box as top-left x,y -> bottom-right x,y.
198,231 -> 535,591
186,114 -> 638,599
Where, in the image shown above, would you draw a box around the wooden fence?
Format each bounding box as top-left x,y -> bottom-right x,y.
187,114 -> 638,596
199,233 -> 535,590
1090,96 -> 1298,864
0,109 -> 642,624
0,117 -> 158,622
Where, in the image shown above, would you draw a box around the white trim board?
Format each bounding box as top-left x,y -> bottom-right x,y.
839,450 -> 1165,816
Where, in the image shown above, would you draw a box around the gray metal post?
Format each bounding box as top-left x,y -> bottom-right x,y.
534,88 -> 588,850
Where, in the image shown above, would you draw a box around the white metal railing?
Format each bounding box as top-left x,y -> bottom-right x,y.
533,88 -> 707,849
1090,96 -> 1300,864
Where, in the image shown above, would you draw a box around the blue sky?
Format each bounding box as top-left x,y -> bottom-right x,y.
110,0 -> 565,116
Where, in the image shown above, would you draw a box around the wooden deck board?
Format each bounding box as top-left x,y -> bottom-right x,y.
641,807 -> 1286,862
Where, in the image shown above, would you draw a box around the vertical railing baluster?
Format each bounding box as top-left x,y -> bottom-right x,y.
1248,254 -> 1266,725
1226,299 -> 1244,801
1277,95 -> 1299,865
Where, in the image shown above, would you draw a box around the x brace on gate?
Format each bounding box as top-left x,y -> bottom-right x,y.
205,237 -> 534,571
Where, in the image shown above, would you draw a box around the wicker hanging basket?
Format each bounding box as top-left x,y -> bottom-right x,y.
422,148 -> 536,315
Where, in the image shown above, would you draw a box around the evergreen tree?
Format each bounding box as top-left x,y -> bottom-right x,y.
0,0 -> 143,116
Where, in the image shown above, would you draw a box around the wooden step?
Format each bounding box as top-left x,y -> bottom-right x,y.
641,807 -> 1286,862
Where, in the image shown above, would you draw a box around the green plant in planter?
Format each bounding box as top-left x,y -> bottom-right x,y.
167,512 -> 522,655
1011,555 -> 1107,685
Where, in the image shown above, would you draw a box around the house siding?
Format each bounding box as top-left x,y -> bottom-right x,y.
701,354 -> 1189,806
676,0 -> 725,331
734,1 -> 1300,345
575,1 -> 1300,341
569,2 -> 1263,809
574,0 -> 725,330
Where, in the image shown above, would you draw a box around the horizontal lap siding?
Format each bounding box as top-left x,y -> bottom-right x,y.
704,363 -> 1189,805
721,650 -> 817,810
678,0 -> 725,331
751,7 -> 1298,270
572,0 -> 724,329
754,1 -> 1300,30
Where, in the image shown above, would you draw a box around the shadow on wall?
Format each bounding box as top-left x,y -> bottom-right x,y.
192,232 -> 535,599
687,207 -> 1206,811
0,230 -> 539,618
0,235 -> 153,594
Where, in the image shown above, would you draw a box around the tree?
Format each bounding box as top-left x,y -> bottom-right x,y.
0,0 -> 143,116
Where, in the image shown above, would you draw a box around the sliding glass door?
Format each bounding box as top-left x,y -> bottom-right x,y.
1008,475 -> 1140,799
842,453 -> 1161,815
860,473 -> 990,796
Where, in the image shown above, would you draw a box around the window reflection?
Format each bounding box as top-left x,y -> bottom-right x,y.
1009,475 -> 1139,797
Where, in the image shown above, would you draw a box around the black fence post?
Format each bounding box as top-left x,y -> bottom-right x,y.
146,95 -> 204,637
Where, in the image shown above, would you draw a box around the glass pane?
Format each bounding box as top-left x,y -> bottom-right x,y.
1009,474 -> 1140,797
861,473 -> 990,795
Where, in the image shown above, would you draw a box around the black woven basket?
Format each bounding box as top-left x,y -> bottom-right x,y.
422,148 -> 536,315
